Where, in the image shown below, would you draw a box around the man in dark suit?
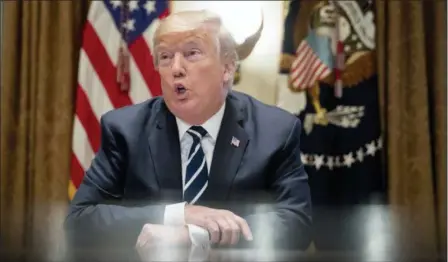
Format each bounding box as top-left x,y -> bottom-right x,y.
65,9 -> 312,261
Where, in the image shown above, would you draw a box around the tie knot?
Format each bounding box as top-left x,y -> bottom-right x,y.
187,126 -> 208,140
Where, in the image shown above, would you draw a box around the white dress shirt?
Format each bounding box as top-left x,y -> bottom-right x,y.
163,102 -> 226,260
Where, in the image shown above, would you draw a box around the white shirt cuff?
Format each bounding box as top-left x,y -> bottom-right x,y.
163,202 -> 186,225
187,224 -> 210,261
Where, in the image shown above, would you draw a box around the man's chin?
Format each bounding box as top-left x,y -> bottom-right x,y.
174,98 -> 197,110
170,101 -> 202,119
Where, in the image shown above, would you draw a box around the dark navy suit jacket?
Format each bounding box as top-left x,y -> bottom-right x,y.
65,91 -> 312,257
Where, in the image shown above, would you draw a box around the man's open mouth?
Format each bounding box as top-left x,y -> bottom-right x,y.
175,84 -> 187,94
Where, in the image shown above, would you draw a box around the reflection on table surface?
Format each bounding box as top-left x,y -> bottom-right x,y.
135,247 -> 444,262
1,205 -> 446,262
4,247 -> 442,262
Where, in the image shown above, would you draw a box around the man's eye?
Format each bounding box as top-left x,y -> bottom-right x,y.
159,53 -> 171,60
187,50 -> 200,56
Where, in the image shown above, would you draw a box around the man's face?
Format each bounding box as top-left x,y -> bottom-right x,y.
155,28 -> 231,124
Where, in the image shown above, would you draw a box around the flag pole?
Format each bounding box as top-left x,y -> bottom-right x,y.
333,1 -> 344,98
117,0 -> 131,92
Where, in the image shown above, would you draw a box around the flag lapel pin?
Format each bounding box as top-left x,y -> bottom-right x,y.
231,136 -> 240,147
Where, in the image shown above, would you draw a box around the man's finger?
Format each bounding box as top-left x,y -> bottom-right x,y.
136,225 -> 149,247
234,216 -> 253,241
141,227 -> 154,247
226,217 -> 240,245
205,219 -> 220,244
216,219 -> 232,245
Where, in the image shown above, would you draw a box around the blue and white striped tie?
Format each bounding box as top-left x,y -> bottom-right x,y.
183,126 -> 208,204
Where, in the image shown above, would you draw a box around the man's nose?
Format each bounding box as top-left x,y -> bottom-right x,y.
171,53 -> 186,78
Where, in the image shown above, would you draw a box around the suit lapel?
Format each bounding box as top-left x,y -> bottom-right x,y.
201,93 -> 249,202
147,101 -> 183,201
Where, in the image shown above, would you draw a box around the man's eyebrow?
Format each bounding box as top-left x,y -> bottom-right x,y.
155,44 -> 172,52
155,38 -> 204,52
181,40 -> 207,51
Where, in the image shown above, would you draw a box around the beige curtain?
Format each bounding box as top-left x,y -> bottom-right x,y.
377,0 -> 447,255
1,0 -> 446,259
0,1 -> 89,260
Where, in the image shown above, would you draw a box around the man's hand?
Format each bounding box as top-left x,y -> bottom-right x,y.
135,224 -> 191,262
135,224 -> 190,248
184,205 -> 253,245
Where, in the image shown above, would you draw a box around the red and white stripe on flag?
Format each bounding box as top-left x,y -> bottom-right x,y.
69,0 -> 169,199
289,40 -> 332,91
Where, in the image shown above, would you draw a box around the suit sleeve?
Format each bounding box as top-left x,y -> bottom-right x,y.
243,118 -> 312,250
64,114 -> 166,251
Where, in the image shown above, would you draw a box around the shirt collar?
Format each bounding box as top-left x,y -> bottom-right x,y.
176,102 -> 226,141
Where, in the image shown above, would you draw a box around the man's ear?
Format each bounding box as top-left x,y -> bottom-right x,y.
223,61 -> 236,83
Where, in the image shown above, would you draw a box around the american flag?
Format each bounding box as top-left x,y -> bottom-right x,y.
290,30 -> 333,90
69,0 -> 169,199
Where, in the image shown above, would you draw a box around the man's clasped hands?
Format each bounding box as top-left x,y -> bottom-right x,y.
135,204 -> 253,249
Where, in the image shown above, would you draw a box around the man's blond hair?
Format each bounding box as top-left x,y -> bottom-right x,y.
153,10 -> 238,88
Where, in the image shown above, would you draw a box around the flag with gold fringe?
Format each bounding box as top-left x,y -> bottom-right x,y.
276,0 -> 385,251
